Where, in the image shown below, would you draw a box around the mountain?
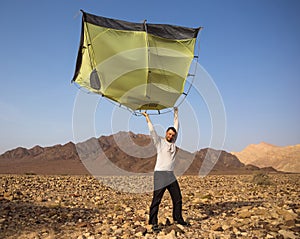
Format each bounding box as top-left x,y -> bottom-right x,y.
0,142 -> 86,175
231,142 -> 300,173
0,132 -> 277,175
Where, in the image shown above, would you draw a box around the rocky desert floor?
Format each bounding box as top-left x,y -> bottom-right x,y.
0,173 -> 299,239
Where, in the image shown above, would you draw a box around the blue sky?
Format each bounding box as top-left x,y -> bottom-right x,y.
0,0 -> 299,154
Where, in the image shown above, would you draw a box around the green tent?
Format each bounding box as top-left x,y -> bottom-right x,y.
72,10 -> 201,112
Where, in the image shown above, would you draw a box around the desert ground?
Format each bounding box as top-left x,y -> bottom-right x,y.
0,173 -> 299,239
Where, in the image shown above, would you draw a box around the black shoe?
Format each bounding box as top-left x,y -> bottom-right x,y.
175,220 -> 191,227
152,224 -> 161,233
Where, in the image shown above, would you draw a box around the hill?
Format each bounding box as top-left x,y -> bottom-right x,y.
231,142 -> 300,173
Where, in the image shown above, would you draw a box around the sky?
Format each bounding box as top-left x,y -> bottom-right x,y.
0,0 -> 299,155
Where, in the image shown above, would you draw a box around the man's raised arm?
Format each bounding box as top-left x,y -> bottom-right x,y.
174,107 -> 179,132
142,112 -> 159,146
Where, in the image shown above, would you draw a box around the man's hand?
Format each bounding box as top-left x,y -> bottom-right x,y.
142,112 -> 150,123
174,107 -> 178,117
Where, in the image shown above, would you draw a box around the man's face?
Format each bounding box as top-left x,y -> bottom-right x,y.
165,129 -> 177,143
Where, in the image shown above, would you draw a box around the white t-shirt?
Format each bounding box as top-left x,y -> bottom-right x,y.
147,111 -> 179,171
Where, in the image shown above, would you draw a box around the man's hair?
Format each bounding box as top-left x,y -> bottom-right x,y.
166,126 -> 177,134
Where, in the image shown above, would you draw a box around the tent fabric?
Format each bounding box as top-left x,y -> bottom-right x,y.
72,10 -> 201,111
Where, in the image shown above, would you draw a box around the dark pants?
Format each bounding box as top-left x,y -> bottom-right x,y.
149,171 -> 183,225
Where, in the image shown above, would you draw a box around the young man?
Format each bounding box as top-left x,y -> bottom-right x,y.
142,107 -> 189,232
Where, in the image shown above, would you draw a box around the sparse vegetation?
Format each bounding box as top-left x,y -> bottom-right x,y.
25,172 -> 37,175
201,193 -> 213,200
252,172 -> 273,185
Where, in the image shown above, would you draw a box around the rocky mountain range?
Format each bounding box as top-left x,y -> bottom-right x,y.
0,132 -> 279,175
231,142 -> 300,173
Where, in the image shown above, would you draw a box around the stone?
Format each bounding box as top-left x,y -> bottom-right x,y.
157,230 -> 176,239
278,229 -> 297,239
0,174 -> 298,239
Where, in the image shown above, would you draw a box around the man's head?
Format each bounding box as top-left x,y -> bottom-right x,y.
165,127 -> 177,143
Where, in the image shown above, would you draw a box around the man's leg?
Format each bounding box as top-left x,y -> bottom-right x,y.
149,187 -> 166,225
167,179 -> 184,223
149,171 -> 168,225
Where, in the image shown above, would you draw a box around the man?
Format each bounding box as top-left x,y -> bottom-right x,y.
142,107 -> 189,232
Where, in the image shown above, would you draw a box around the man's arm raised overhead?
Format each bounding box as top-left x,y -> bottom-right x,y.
173,107 -> 179,133
142,112 -> 160,146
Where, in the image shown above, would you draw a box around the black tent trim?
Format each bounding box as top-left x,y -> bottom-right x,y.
81,10 -> 201,40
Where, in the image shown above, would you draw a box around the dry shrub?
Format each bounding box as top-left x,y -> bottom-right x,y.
252,172 -> 273,186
